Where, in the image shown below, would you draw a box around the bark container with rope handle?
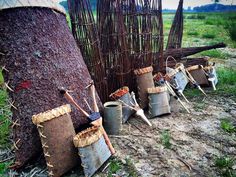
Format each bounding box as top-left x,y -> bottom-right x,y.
32,104 -> 79,177
73,126 -> 111,177
165,56 -> 189,93
147,86 -> 171,118
186,65 -> 209,86
134,66 -> 155,109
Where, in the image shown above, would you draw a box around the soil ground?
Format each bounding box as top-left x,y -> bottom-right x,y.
108,95 -> 236,177
3,92 -> 235,177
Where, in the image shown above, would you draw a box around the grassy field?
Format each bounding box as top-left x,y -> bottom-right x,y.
0,12 -> 236,174
163,12 -> 236,58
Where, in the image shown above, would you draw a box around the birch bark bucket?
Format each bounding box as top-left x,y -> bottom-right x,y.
103,101 -> 122,135
32,104 -> 79,177
110,87 -> 135,123
134,66 -> 155,109
73,126 -> 111,177
187,65 -> 209,86
166,57 -> 188,93
147,86 -> 171,118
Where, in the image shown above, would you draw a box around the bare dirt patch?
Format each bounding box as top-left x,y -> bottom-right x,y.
108,95 -> 236,177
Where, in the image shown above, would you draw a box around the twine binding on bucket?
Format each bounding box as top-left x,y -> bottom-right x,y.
73,126 -> 103,148
134,66 -> 153,76
32,104 -> 71,124
37,123 -> 54,177
147,86 -> 167,94
4,81 -> 14,92
109,86 -> 129,100
32,105 -> 71,177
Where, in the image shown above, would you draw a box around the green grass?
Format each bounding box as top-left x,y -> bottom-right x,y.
194,102 -> 206,111
0,71 -> 11,149
214,68 -> 236,100
108,159 -> 122,177
107,158 -> 138,177
184,68 -> 236,100
205,19 -> 215,25
184,88 -> 202,99
0,162 -> 11,176
220,119 -> 236,133
225,20 -> 236,42
215,156 -> 236,177
179,12 -> 236,48
187,31 -> 199,36
160,130 -> 171,149
0,72 -> 11,175
202,33 -> 216,39
125,158 -> 138,177
186,14 -> 206,20
198,49 -> 230,59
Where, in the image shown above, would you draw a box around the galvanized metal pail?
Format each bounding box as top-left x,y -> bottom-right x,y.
166,63 -> 189,92
110,87 -> 135,123
134,66 -> 155,109
147,86 -> 171,118
103,101 -> 122,135
73,126 -> 111,177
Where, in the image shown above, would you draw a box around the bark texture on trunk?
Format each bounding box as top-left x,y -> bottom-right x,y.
163,43 -> 226,60
0,7 -> 100,168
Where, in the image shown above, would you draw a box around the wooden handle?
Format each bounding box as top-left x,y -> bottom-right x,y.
91,119 -> 115,155
90,84 -> 99,112
101,126 -> 116,155
64,92 -> 90,117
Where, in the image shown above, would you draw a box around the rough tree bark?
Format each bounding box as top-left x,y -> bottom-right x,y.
0,6 -> 101,168
163,42 -> 226,60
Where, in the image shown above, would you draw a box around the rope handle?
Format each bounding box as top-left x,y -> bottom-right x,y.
166,56 -> 177,72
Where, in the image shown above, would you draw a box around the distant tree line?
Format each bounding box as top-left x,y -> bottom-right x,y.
193,3 -> 236,12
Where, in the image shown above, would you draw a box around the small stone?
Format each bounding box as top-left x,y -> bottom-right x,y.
121,159 -> 126,164
230,110 -> 236,117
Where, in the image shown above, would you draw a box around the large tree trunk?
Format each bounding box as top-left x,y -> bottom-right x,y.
0,6 -> 100,168
163,43 -> 226,60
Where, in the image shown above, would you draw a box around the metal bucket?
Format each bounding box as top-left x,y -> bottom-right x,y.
110,87 -> 135,123
166,63 -> 189,92
147,86 -> 171,118
134,66 -> 155,109
103,101 -> 122,135
73,126 -> 111,177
